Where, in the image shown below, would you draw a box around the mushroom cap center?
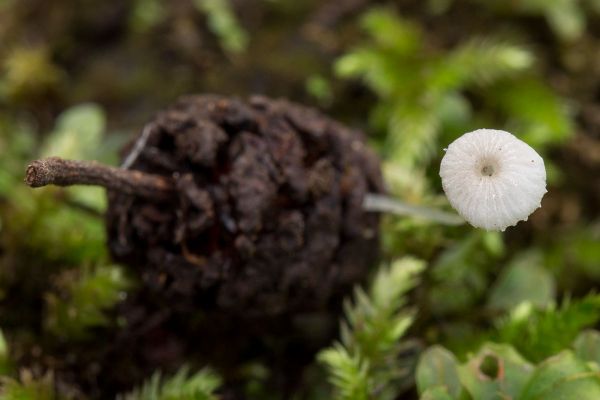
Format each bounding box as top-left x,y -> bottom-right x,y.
481,164 -> 495,176
477,157 -> 500,177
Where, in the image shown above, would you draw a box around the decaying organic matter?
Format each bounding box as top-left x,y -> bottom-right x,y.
25,95 -> 384,395
107,95 -> 383,317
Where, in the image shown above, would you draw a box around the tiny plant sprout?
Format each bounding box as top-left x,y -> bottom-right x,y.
439,129 -> 547,231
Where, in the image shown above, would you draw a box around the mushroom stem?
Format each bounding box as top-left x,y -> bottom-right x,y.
363,193 -> 465,225
25,157 -> 175,200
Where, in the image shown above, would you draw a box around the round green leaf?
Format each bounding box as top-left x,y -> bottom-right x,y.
416,345 -> 461,397
457,343 -> 534,400
520,351 -> 600,400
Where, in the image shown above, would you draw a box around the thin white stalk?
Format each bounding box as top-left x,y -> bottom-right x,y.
363,193 -> 464,226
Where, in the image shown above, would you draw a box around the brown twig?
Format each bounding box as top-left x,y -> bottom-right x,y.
25,157 -> 175,200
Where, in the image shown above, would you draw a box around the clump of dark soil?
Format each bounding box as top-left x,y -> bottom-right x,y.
27,95 -> 384,397
107,94 -> 385,394
108,95 -> 384,319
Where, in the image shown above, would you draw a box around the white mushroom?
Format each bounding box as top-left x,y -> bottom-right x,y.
439,129 -> 546,231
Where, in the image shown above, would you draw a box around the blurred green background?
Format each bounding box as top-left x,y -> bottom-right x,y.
0,0 -> 599,399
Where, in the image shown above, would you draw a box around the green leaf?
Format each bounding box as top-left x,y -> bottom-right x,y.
359,8 -> 421,54
320,258 -> 425,400
0,330 -> 10,375
371,257 -> 425,309
130,0 -> 165,32
545,0 -> 585,41
570,225 -> 600,278
481,231 -> 505,258
318,345 -> 370,400
0,170 -> 11,196
429,231 -> 501,315
520,351 -> 600,400
335,47 -> 414,99
488,78 -> 573,149
0,116 -> 36,195
122,365 -> 222,400
487,251 -> 556,311
0,372 -> 56,400
433,39 -> 532,91
342,257 -> 424,358
436,93 -> 472,134
495,294 -> 600,362
416,346 -> 462,397
1,47 -> 63,102
18,191 -> 107,263
41,103 -> 105,160
573,330 -> 600,367
420,386 -> 456,400
457,343 -> 534,400
45,264 -> 132,339
193,0 -> 248,54
386,104 -> 440,167
305,74 -> 333,105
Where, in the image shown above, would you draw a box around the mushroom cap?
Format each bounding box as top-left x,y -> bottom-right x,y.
440,129 -> 546,231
